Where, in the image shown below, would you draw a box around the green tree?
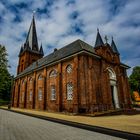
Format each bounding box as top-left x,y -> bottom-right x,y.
0,45 -> 13,102
129,66 -> 140,93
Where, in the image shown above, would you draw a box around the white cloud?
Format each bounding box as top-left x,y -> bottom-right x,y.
0,0 -> 140,76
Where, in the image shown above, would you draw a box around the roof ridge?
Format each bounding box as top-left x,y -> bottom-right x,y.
16,39 -> 96,77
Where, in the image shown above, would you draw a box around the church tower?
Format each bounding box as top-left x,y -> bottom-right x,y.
17,15 -> 44,74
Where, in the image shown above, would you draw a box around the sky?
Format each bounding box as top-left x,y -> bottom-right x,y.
0,0 -> 140,76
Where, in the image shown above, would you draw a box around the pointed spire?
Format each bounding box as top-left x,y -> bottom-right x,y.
19,45 -> 24,56
39,43 -> 44,56
94,28 -> 104,48
111,37 -> 119,55
24,41 -> 31,51
25,14 -> 39,51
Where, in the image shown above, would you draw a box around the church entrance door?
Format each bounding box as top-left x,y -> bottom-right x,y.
110,83 -> 120,109
111,85 -> 115,108
108,68 -> 120,109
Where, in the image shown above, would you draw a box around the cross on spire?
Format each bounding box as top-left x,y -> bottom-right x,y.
33,10 -> 36,17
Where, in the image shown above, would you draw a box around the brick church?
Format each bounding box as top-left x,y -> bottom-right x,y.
12,16 -> 131,113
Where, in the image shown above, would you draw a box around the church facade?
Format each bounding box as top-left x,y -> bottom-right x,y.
12,16 -> 131,113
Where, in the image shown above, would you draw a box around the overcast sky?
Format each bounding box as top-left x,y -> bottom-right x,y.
0,0 -> 140,76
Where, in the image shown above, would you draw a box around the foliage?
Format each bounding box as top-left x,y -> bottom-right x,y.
0,45 -> 13,102
129,66 -> 140,94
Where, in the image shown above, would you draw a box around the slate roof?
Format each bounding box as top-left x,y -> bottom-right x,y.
16,39 -> 97,78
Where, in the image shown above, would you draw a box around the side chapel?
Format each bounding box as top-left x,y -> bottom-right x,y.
12,16 -> 131,113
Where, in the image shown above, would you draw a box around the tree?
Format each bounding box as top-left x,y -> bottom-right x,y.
0,45 -> 13,102
129,66 -> 140,94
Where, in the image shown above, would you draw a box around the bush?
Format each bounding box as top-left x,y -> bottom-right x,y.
0,99 -> 9,106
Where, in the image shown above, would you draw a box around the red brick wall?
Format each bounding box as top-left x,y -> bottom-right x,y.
17,51 -> 42,74
12,50 -> 131,113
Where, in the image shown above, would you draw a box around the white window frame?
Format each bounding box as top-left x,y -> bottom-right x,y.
66,64 -> 72,74
67,82 -> 73,100
51,85 -> 56,100
38,88 -> 43,101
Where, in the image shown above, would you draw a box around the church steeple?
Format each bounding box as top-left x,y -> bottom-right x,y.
25,15 -> 39,51
17,14 -> 44,74
94,28 -> 104,48
111,37 -> 119,55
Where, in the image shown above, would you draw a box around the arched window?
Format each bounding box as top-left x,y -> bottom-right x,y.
29,77 -> 33,84
38,88 -> 42,101
50,85 -> 56,100
49,69 -> 57,77
22,80 -> 26,89
67,82 -> 73,100
66,64 -> 72,74
38,74 -> 43,80
22,80 -> 25,85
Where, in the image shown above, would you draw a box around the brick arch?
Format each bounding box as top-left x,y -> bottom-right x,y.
28,76 -> 33,82
38,73 -> 43,80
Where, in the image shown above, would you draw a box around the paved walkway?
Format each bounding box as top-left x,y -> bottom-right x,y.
0,109 -> 124,140
6,107 -> 140,134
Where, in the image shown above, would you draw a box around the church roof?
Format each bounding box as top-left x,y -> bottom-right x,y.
16,39 -> 99,78
111,38 -> 119,55
94,29 -> 104,48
